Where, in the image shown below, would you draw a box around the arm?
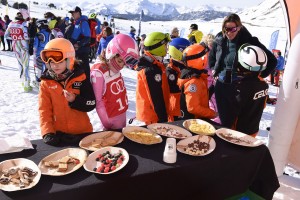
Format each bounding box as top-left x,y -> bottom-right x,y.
39,81 -> 56,136
68,75 -> 96,112
90,69 -> 106,117
78,20 -> 91,47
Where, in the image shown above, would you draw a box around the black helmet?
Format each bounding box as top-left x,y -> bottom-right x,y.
36,19 -> 48,29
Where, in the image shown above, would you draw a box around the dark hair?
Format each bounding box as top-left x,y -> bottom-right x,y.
103,21 -> 109,26
104,27 -> 113,36
277,51 -> 281,56
222,13 -> 242,35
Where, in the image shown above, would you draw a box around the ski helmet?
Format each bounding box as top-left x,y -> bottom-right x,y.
36,19 -> 48,29
168,38 -> 190,61
106,33 -> 139,70
40,38 -> 76,70
238,43 -> 268,72
144,32 -> 171,57
88,13 -> 97,19
182,43 -> 209,70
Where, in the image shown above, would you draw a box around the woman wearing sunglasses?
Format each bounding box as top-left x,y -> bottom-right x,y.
209,13 -> 277,137
90,34 -> 139,130
39,38 -> 96,146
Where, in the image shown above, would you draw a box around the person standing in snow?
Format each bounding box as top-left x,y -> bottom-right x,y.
136,32 -> 172,124
4,15 -> 12,51
96,26 -> 114,57
187,23 -> 203,44
209,13 -> 277,137
273,50 -> 285,86
0,17 -> 7,51
4,11 -> 32,92
68,6 -> 91,80
39,38 -> 95,146
90,34 -> 139,130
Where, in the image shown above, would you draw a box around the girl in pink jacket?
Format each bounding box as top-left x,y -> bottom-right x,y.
90,34 -> 139,130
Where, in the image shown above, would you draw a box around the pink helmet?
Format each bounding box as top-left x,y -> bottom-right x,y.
106,33 -> 139,71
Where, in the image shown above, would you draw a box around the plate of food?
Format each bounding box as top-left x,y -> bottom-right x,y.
0,158 -> 41,191
84,146 -> 129,175
216,128 -> 264,147
79,131 -> 124,151
177,135 -> 216,156
38,148 -> 87,176
122,126 -> 162,145
147,123 -> 192,139
183,119 -> 216,136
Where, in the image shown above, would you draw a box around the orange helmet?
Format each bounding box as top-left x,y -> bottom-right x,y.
40,38 -> 76,70
182,43 -> 209,70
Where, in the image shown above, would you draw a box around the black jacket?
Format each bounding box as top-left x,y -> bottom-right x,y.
209,26 -> 277,78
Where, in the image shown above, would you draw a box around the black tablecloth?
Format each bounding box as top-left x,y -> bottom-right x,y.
0,120 -> 279,200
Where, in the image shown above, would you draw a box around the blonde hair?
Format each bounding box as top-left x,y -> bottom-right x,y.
201,33 -> 215,48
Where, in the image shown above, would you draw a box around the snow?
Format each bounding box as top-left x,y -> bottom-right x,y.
0,0 -> 299,198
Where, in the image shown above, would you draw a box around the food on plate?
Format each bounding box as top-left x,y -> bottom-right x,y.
181,139 -> 211,156
126,130 -> 161,144
219,132 -> 252,145
81,132 -> 123,149
0,167 -> 38,188
189,121 -> 215,135
150,126 -> 186,138
93,150 -> 125,173
43,155 -> 80,172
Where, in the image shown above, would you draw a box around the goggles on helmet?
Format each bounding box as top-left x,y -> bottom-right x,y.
182,42 -> 210,62
125,55 -> 139,68
41,50 -> 65,63
144,33 -> 171,51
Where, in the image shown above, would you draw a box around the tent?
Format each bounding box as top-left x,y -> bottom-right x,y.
269,0 -> 300,176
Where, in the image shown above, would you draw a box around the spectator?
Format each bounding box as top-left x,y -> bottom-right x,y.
139,34 -> 146,55
187,23 -> 203,44
273,50 -> 285,86
129,26 -> 136,40
0,17 -> 7,51
96,26 -> 114,57
3,15 -> 12,51
170,27 -> 179,39
209,13 -> 277,137
28,17 -> 37,55
68,6 -> 91,80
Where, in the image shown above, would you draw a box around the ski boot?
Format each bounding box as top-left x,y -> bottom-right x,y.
23,81 -> 33,92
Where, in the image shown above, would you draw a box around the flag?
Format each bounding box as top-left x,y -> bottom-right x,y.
269,30 -> 280,51
138,10 -> 144,37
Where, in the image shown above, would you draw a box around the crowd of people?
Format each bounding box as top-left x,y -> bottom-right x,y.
1,7 -> 280,145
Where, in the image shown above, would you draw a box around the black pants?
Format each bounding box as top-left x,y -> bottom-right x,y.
6,39 -> 12,50
215,78 -> 268,135
0,36 -> 5,50
76,52 -> 90,80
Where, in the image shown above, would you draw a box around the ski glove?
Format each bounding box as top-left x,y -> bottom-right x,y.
43,133 -> 60,146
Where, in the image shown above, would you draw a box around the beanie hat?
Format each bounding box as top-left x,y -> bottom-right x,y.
130,26 -> 136,33
190,24 -> 198,30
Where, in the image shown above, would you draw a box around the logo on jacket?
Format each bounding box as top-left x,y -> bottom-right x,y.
72,82 -> 82,89
48,85 -> 58,89
169,74 -> 175,81
188,84 -> 197,92
111,79 -> 126,95
253,89 -> 268,100
154,74 -> 162,82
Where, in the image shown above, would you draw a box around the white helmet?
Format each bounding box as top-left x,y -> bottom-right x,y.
238,43 -> 268,72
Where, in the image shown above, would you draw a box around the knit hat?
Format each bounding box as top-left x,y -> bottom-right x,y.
130,26 -> 136,33
190,24 -> 198,30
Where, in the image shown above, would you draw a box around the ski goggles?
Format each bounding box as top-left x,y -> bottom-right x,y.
224,26 -> 238,33
40,50 -> 65,64
144,33 -> 171,51
125,55 -> 139,68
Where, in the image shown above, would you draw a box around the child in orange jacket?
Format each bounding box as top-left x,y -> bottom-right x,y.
178,43 -> 217,120
136,32 -> 171,124
39,38 -> 96,146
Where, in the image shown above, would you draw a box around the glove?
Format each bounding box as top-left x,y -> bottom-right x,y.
43,133 -> 60,146
57,131 -> 83,145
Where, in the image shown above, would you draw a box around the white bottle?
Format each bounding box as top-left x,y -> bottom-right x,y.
163,138 -> 177,163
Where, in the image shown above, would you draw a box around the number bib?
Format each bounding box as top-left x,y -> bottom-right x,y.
9,22 -> 26,41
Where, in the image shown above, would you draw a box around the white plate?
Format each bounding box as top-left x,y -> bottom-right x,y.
147,123 -> 192,139
79,131 -> 124,151
83,147 -> 129,175
216,128 -> 264,147
122,126 -> 162,145
38,148 -> 87,176
0,158 -> 41,191
183,119 -> 216,136
177,135 -> 216,156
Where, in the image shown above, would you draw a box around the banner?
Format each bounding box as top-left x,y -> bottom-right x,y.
269,30 -> 280,51
138,10 -> 144,37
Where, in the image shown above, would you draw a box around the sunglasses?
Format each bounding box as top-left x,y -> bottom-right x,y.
41,50 -> 65,63
125,55 -> 138,68
224,26 -> 238,33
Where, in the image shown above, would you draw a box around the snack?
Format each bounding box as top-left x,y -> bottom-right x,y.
93,150 -> 125,174
189,121 -> 215,135
182,139 -> 210,156
43,155 -> 80,172
0,167 -> 38,188
151,126 -> 186,138
126,130 -> 161,144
